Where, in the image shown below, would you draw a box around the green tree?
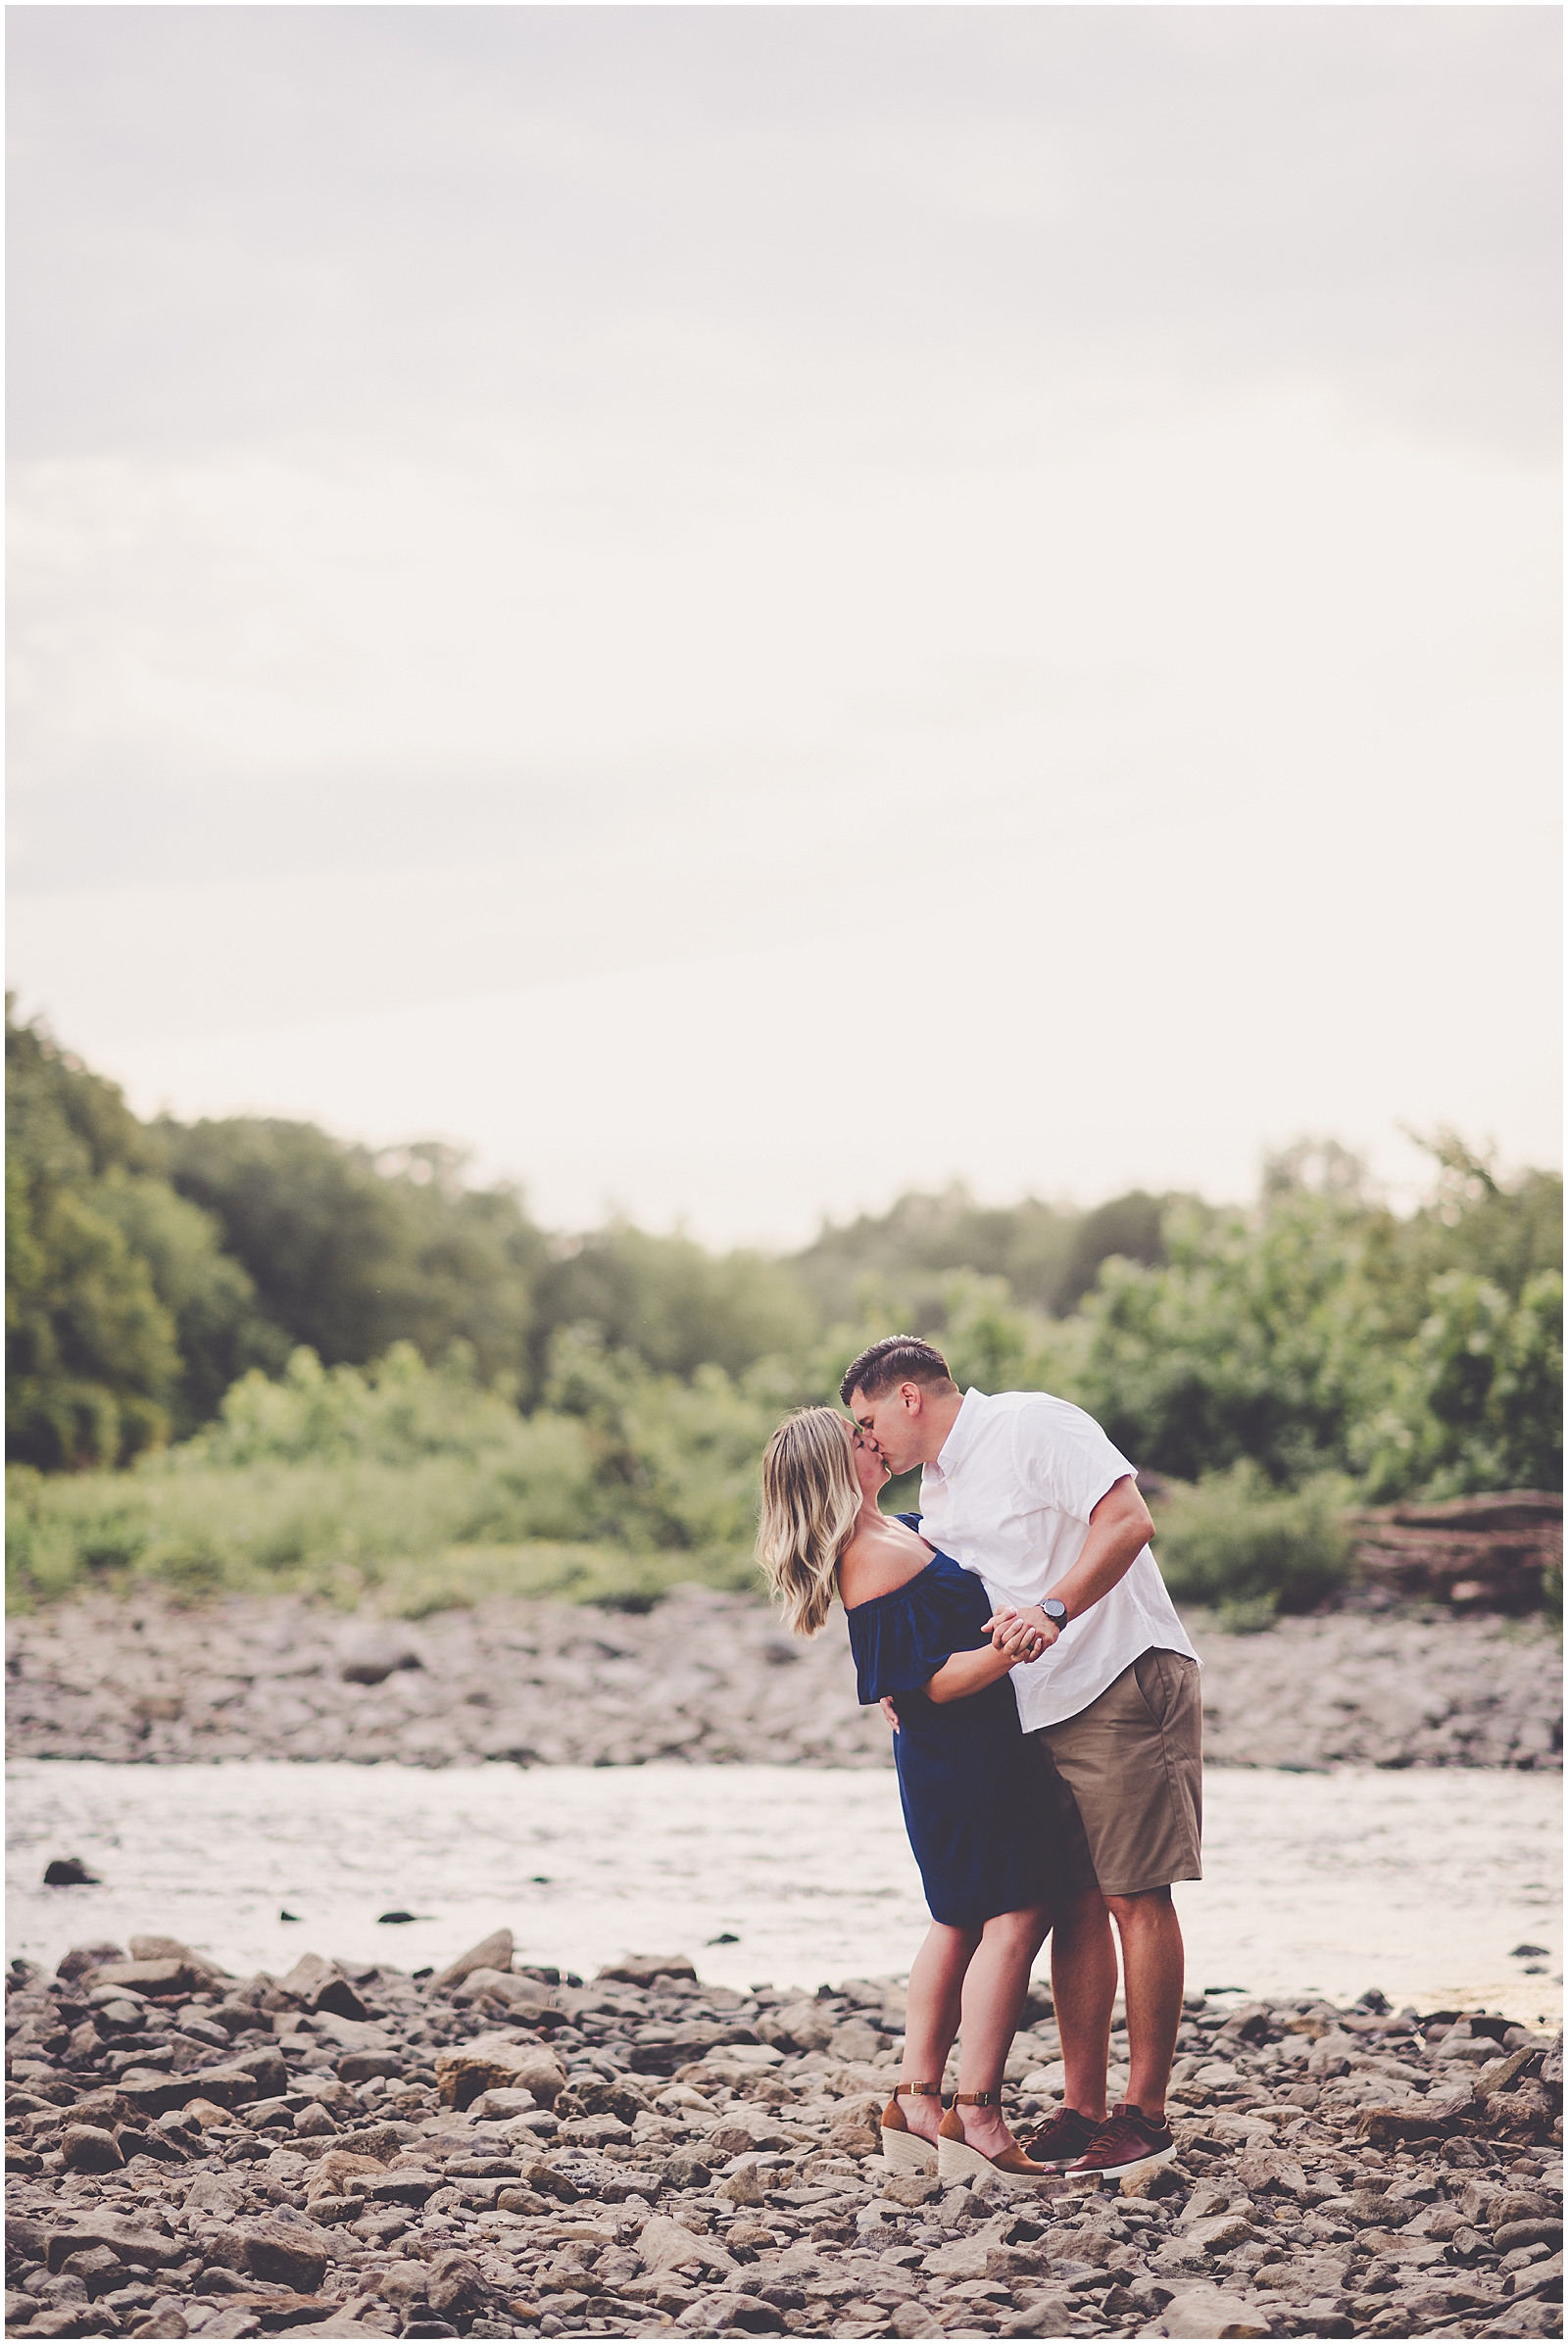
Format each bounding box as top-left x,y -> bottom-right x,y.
538,1224 -> 815,1385
785,1183 -> 1179,1326
6,1008 -> 181,1465
1353,1268 -> 1563,1500
89,1170 -> 287,1435
159,1121 -> 549,1394
1065,1188 -> 1391,1486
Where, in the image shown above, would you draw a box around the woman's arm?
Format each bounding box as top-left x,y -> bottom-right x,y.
922,1643 -> 1020,1705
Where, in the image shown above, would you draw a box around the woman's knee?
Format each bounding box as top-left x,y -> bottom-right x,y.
982,1903 -> 1052,1949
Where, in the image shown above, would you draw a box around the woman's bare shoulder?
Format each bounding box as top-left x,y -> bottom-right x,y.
838,1515 -> 935,1610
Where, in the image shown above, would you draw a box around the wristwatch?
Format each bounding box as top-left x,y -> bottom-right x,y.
1040,1597 -> 1068,1625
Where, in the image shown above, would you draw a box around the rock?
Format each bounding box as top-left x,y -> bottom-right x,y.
335,2051 -> 405,2083
757,1998 -> 835,2054
1164,2285 -> 1273,2337
45,2223 -> 186,2273
715,2164 -> 767,2205
986,2247 -> 1050,2284
59,2125 -> 123,2173
126,1934 -> 229,1980
828,2019 -> 882,2061
1236,2144 -> 1308,2195
598,1955 -> 699,1987
200,2218 -> 332,2292
337,1621 -> 422,1685
114,2121 -> 188,2164
434,2032 -> 564,2109
328,2122 -> 406,2163
274,1955 -> 369,2023
306,2151 -> 390,2199
1001,2292 -> 1075,2337
469,2088 -> 537,2120
1356,2102 -> 1449,2147
123,2062 -> 255,2118
921,2240 -> 993,2279
84,1958 -> 199,1998
1496,2218 -> 1563,2252
54,1942 -> 126,1982
228,2045 -> 288,2095
1183,2213 -> 1256,2257
425,2247 -> 484,2317
368,2168 -> 442,2205
57,2245 -> 125,2299
451,1968 -> 557,2018
881,2173 -> 944,2208
428,1929 -> 514,1994
183,2098 -> 233,2129
890,2305 -> 944,2338
637,2215 -> 736,2277
42,1858 -> 99,1886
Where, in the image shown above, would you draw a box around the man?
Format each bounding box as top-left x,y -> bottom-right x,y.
843,1333 -> 1200,2179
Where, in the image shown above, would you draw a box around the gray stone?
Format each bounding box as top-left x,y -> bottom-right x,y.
337,1622 -> 422,1686
428,1929 -> 514,1995
1163,2285 -> 1274,2337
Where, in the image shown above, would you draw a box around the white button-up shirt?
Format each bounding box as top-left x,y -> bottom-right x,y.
917,1387 -> 1199,1733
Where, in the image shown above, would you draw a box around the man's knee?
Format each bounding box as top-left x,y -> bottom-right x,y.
1054,1882 -> 1109,1930
1104,1884 -> 1175,1928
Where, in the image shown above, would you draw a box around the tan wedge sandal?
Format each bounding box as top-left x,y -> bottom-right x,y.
936,2090 -> 1054,2185
880,2080 -> 942,2175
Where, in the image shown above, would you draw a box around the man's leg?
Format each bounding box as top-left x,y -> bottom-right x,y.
1103,1884 -> 1184,2116
1048,1882 -> 1116,2123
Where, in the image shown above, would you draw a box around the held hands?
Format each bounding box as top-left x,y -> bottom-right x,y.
984,1604 -> 1061,1664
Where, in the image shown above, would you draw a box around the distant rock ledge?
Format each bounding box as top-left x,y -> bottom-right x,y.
5,1586 -> 1560,1774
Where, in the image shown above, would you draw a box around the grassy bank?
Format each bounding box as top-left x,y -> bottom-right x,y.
4,1342 -> 768,1617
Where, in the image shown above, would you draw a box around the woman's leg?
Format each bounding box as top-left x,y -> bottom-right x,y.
953,1903 -> 1052,2158
898,1921 -> 981,2141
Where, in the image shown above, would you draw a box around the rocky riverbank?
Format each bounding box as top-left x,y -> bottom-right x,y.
5,1589 -> 1561,1774
6,1929 -> 1562,2342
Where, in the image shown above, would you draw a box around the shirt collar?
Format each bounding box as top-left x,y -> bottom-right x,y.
930,1388 -> 987,1481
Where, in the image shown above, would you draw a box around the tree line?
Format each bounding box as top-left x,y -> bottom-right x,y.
6,1001 -> 1561,1519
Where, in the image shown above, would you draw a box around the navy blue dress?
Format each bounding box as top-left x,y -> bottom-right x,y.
846,1517 -> 1095,1929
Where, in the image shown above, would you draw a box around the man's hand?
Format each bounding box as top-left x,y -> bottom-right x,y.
880,1696 -> 900,1734
984,1605 -> 1060,1664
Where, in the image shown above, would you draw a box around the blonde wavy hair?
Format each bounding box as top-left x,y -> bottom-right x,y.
757,1405 -> 861,1637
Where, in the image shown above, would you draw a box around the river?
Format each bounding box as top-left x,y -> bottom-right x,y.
6,1761 -> 1561,2024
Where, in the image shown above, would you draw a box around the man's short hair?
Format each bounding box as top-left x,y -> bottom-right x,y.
839,1336 -> 956,1408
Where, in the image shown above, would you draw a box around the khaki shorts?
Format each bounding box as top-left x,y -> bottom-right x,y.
1033,1648 -> 1202,1898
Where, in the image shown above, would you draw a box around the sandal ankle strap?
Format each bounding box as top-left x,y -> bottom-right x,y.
900,2080 -> 943,2097
954,2089 -> 1003,2107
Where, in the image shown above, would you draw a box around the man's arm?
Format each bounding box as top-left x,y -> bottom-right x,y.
985,1475 -> 1153,1659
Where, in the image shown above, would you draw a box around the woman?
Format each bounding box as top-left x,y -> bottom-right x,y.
757,1404 -> 1095,2184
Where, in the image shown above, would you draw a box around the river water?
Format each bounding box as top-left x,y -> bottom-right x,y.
6,1762 -> 1561,2025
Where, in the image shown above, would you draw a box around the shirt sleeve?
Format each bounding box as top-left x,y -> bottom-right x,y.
1012,1398 -> 1137,1524
846,1586 -> 957,1705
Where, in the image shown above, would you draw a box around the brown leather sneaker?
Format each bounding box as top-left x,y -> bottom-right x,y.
1015,2104 -> 1102,2170
1065,2103 -> 1177,2179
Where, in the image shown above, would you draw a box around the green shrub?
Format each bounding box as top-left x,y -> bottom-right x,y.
1151,1462 -> 1355,1628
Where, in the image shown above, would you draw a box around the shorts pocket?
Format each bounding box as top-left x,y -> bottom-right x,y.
1132,1647 -> 1169,1727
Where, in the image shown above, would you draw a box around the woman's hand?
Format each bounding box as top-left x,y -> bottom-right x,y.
880,1696 -> 900,1734
984,1605 -> 1060,1664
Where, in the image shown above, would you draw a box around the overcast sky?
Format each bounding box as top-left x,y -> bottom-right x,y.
8,6 -> 1561,1245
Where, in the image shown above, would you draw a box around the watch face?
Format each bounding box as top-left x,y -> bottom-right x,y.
1043,1599 -> 1067,1621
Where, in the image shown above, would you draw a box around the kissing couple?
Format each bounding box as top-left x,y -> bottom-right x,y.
758,1336 -> 1202,2186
